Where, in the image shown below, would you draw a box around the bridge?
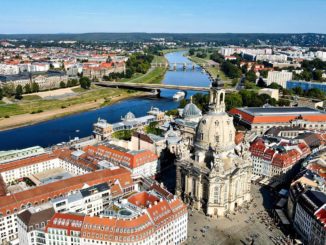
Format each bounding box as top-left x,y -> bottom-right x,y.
95,81 -> 209,92
151,62 -> 217,70
95,82 -> 235,96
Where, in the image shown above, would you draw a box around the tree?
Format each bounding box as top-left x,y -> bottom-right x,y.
188,49 -> 195,56
313,70 -> 323,81
292,86 -> 304,96
278,99 -> 290,106
268,82 -> 281,89
260,70 -> 268,78
24,84 -> 31,94
244,81 -> 256,89
31,82 -> 39,93
2,84 -> 15,97
15,85 -> 23,100
60,81 -> 66,88
245,70 -> 257,83
225,93 -> 243,111
79,77 -> 91,89
306,88 -> 325,100
221,61 -> 241,79
0,87 -> 3,100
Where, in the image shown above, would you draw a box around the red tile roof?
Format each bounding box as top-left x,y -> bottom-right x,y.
46,213 -> 85,235
84,145 -> 158,169
0,168 -> 132,216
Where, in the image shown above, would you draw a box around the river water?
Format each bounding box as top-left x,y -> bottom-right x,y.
0,51 -> 211,150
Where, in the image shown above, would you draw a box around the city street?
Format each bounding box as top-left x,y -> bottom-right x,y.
187,184 -> 289,245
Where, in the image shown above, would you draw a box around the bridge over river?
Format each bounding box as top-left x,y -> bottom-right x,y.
94,82 -> 234,96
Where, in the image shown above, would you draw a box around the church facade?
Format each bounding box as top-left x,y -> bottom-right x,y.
175,82 -> 252,217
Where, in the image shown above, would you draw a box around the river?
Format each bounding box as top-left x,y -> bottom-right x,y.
0,51 -> 212,150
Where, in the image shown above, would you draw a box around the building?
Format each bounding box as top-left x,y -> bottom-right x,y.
131,131 -> 166,156
229,106 -> 326,135
293,190 -> 326,245
84,144 -> 159,178
267,70 -> 293,88
0,146 -> 45,164
175,81 -> 252,217
258,88 -> 279,100
0,64 -> 19,75
0,168 -> 133,243
51,182 -> 112,216
93,108 -> 165,140
249,136 -> 310,183
43,190 -> 187,245
287,80 -> 326,93
17,206 -> 55,245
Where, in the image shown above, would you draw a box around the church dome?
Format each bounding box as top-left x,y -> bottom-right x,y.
182,102 -> 202,119
195,112 -> 236,152
123,112 -> 136,121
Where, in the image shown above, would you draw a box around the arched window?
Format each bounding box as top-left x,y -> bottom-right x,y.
214,186 -> 219,204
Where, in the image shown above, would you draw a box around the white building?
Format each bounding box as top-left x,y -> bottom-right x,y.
0,146 -> 45,164
51,183 -> 112,215
17,206 -> 55,245
44,189 -> 188,245
0,64 -> 19,75
267,70 -> 293,88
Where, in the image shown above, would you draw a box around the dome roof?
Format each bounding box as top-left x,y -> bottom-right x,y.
124,112 -> 136,121
182,102 -> 202,119
195,112 -> 236,152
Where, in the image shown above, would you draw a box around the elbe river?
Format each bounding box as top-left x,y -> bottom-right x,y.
0,51 -> 211,150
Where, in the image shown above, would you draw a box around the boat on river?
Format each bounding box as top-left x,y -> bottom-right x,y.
173,91 -> 185,101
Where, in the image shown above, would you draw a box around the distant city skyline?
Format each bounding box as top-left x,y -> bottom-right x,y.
0,0 -> 326,34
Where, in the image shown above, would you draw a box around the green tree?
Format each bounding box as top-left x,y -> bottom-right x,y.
0,87 -> 3,100
246,70 -> 257,83
31,82 -> 40,93
188,49 -> 195,56
278,99 -> 290,106
244,81 -> 256,89
225,93 -> 243,111
15,85 -> 23,100
306,88 -> 325,100
268,82 -> 281,89
2,84 -> 15,97
79,77 -> 91,89
60,81 -> 66,88
260,70 -> 268,78
313,70 -> 323,81
24,84 -> 32,94
178,99 -> 188,108
292,86 -> 304,96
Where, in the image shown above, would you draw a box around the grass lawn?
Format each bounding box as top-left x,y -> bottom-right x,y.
151,55 -> 167,64
0,87 -> 130,117
120,67 -> 167,84
188,55 -> 229,81
22,95 -> 42,100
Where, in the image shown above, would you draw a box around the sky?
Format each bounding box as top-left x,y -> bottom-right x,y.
0,0 -> 325,34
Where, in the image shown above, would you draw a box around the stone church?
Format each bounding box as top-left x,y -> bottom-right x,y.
175,81 -> 252,217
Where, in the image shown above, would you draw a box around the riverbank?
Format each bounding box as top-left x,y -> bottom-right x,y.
0,91 -> 149,131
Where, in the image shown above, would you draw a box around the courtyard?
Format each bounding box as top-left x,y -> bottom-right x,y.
186,184 -> 291,245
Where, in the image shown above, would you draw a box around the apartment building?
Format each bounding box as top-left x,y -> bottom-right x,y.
249,137 -> 310,182
0,168 -> 133,244
267,70 -> 293,88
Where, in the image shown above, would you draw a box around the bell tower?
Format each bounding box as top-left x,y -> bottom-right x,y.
209,78 -> 225,113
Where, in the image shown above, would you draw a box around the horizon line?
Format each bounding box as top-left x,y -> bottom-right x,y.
0,32 -> 326,35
